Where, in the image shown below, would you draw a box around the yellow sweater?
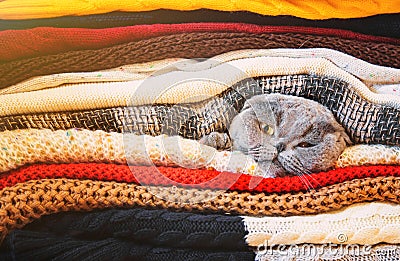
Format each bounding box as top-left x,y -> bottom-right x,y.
0,0 -> 398,20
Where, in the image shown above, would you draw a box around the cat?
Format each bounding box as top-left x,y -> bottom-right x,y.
199,94 -> 351,177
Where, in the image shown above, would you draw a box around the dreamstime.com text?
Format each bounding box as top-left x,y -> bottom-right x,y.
256,241 -> 372,257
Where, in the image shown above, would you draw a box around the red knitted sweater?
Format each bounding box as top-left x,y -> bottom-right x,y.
2,163 -> 398,193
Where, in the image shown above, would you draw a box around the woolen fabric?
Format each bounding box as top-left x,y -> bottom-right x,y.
0,0 -> 398,20
1,32 -> 399,89
0,10 -> 398,38
0,163 -> 399,194
1,23 -> 398,62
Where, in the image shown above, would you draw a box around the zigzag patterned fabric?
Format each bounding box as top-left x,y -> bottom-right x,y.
1,75 -> 399,145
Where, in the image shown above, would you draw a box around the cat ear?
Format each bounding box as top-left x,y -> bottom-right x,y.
241,94 -> 268,112
318,121 -> 336,133
342,131 -> 353,146
317,121 -> 353,146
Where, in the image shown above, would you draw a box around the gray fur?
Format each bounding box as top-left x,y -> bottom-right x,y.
200,94 -> 351,177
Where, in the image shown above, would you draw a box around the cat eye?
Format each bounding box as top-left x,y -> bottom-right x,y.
260,123 -> 274,135
297,142 -> 315,148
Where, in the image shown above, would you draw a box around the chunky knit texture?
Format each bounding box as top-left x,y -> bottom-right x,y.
337,144 -> 400,168
0,129 -> 259,175
1,163 -> 400,194
1,32 -> 399,89
0,0 -> 398,19
1,23 -> 399,63
0,177 -> 399,242
244,202 -> 400,246
4,48 -> 398,95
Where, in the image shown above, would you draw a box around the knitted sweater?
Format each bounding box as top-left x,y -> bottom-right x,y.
1,206 -> 400,261
1,11 -> 398,39
1,163 -> 400,193
1,129 -> 399,174
1,33 -> 399,89
0,0 -> 398,19
0,178 -> 399,242
1,23 -> 398,63
4,48 -> 398,95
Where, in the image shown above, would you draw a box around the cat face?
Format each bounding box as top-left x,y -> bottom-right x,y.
228,94 -> 351,177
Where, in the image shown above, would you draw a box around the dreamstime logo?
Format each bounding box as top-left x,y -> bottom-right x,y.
337,233 -> 348,243
122,58 -> 275,204
256,240 -> 372,258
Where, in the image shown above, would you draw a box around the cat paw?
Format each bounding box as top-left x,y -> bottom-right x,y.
199,132 -> 231,150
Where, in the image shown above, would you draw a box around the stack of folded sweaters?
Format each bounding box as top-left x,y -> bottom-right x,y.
0,1 -> 399,260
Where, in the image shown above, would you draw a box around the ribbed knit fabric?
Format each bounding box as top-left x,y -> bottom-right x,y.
1,163 -> 400,193
0,0 -> 398,19
201,49 -> 400,85
4,48 -> 398,95
0,177 -> 399,242
0,70 -> 153,95
1,23 -> 399,63
1,10 -> 399,39
1,32 -> 399,90
0,231 -> 255,261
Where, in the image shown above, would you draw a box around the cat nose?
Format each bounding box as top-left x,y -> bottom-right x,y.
276,142 -> 286,153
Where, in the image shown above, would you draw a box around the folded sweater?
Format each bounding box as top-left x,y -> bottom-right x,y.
0,177 -> 399,242
0,0 -> 398,19
1,23 -> 398,63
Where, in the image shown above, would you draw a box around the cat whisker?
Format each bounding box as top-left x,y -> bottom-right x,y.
301,169 -> 312,175
249,146 -> 261,152
281,161 -> 302,176
298,174 -> 314,191
249,146 -> 278,162
278,155 -> 316,189
301,172 -> 321,189
247,151 -> 260,158
292,166 -> 317,190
